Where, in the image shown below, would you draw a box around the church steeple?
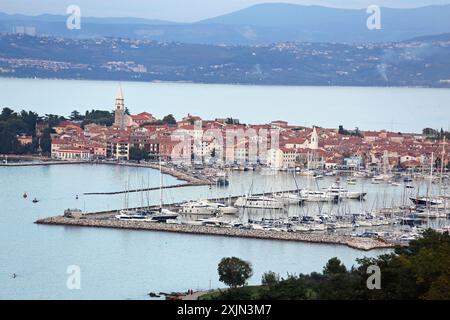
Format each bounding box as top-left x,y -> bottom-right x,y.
310,126 -> 319,150
115,85 -> 124,110
114,85 -> 130,129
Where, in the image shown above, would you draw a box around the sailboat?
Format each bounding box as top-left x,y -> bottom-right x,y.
116,156 -> 178,222
410,151 -> 449,211
273,171 -> 305,205
300,152 -> 336,202
146,156 -> 179,222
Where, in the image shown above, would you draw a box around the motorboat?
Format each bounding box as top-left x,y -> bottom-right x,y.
300,190 -> 338,202
115,210 -> 153,222
410,196 -> 447,208
372,174 -> 392,184
180,201 -> 220,215
322,184 -> 367,200
146,208 -> 179,222
203,201 -> 239,214
234,196 -> 285,209
273,192 -> 305,205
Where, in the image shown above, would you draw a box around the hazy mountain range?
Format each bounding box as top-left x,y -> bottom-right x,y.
1,3 -> 450,44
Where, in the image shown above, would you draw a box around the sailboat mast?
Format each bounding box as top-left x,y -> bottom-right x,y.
159,154 -> 163,209
440,137 -> 446,192
307,151 -> 310,191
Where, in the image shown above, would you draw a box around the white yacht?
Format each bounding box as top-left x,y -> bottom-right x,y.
146,208 -> 179,222
372,174 -> 392,183
180,201 -> 220,215
410,196 -> 448,208
115,210 -> 153,222
299,190 -> 337,202
322,184 -> 367,200
203,201 -> 239,215
273,192 -> 305,205
234,196 -> 285,209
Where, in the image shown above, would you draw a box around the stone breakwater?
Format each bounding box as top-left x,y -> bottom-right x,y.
110,162 -> 211,185
35,216 -> 394,251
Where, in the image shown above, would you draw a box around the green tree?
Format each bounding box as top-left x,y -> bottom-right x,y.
0,107 -> 16,121
162,114 -> 176,125
261,271 -> 280,287
40,127 -> 53,154
19,110 -> 40,135
423,128 -> 437,136
218,257 -> 253,289
129,146 -> 148,161
70,110 -> 84,121
323,257 -> 347,276
44,114 -> 65,128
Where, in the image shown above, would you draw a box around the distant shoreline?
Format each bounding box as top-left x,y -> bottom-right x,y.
1,75 -> 446,90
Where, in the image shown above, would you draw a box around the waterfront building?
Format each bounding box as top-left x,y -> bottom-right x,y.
107,137 -> 130,160
53,148 -> 92,160
343,156 -> 364,169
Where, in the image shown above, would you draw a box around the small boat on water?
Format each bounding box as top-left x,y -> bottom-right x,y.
32,198 -> 39,203
372,174 -> 392,184
23,192 -> 28,199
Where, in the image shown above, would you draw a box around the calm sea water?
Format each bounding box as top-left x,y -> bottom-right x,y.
0,77 -> 449,132
0,164 -> 392,300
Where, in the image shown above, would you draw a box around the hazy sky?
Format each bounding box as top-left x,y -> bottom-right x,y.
1,0 -> 450,22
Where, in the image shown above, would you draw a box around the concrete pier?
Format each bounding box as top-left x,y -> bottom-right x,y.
35,215 -> 394,251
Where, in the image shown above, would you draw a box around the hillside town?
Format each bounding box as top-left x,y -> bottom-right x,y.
46,87 -> 449,172
2,33 -> 450,87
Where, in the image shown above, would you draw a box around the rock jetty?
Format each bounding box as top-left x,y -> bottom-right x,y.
36,216 -> 394,251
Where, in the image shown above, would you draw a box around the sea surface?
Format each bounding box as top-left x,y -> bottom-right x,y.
1,77 -> 449,132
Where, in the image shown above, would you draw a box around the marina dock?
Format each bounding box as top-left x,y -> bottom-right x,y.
35,215 -> 393,251
35,189 -> 395,252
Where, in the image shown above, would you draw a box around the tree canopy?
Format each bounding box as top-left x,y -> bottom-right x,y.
218,257 -> 253,289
